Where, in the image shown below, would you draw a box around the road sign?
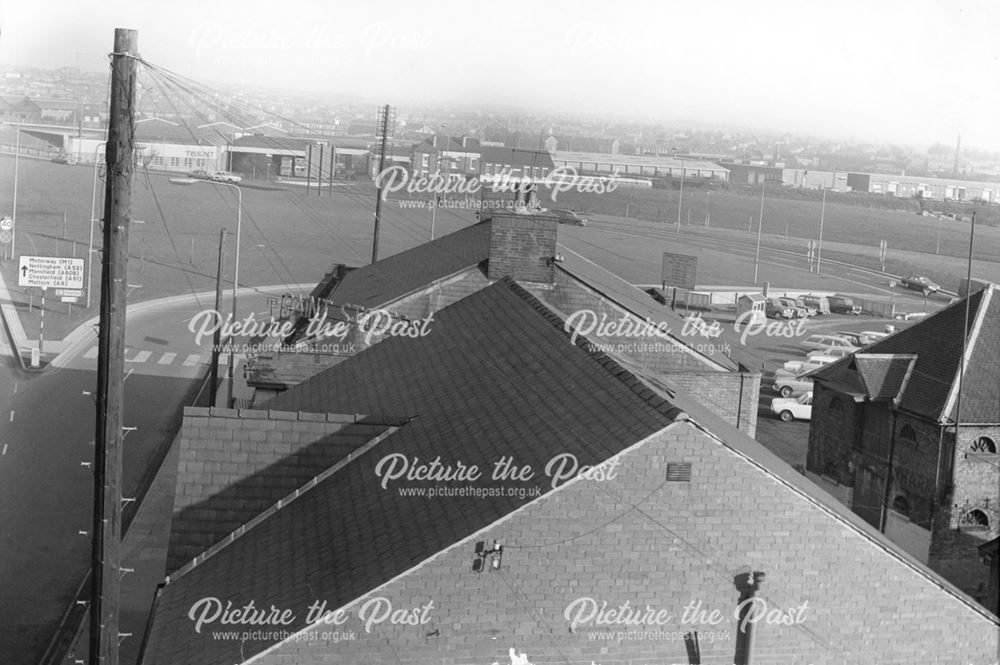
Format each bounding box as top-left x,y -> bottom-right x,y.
18,255 -> 85,289
0,216 -> 12,231
55,289 -> 84,298
661,252 -> 698,290
0,230 -> 11,245
60,296 -> 79,303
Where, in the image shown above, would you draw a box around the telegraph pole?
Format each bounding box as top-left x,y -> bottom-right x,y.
753,181 -> 765,284
209,228 -> 227,406
90,27 -> 137,665
371,104 -> 392,263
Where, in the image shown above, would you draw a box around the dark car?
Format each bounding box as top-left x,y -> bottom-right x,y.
901,275 -> 940,295
827,295 -> 861,315
549,208 -> 588,226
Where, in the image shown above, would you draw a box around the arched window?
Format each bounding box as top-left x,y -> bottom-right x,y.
970,437 -> 997,454
900,424 -> 917,443
829,396 -> 844,413
959,509 -> 990,530
892,495 -> 910,516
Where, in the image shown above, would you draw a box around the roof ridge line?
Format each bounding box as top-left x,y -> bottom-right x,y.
683,417 -> 1000,627
164,423 -> 402,585
498,277 -> 685,422
940,286 -> 992,424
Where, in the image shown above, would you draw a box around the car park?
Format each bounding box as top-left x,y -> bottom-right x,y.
799,334 -> 855,353
549,208 -> 588,226
771,392 -> 813,422
772,369 -> 813,398
765,298 -> 794,319
827,295 -> 861,315
901,275 -> 940,295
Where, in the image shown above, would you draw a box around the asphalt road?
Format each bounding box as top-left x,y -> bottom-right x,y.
0,287 -> 301,664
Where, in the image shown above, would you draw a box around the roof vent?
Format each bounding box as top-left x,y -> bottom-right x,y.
665,462 -> 692,482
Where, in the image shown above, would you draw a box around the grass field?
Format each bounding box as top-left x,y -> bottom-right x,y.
1,155 -> 998,339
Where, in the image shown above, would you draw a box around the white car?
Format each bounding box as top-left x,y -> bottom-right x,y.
806,346 -> 857,361
771,392 -> 813,422
784,355 -> 839,374
799,334 -> 856,353
210,171 -> 243,184
772,369 -> 814,398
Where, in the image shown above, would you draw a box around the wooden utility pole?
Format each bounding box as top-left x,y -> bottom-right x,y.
306,143 -> 312,194
209,228 -> 227,406
371,104 -> 392,263
317,144 -> 324,197
90,27 -> 137,665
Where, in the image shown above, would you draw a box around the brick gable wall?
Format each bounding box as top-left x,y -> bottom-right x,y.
253,422 -> 998,665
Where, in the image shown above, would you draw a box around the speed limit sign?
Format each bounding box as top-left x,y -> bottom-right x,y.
0,217 -> 12,231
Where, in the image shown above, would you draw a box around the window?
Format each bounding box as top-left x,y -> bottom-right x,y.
829,396 -> 844,413
891,495 -> 910,517
900,424 -> 917,443
421,154 -> 429,169
970,437 -> 996,454
183,158 -> 192,167
170,157 -> 179,167
959,509 -> 990,530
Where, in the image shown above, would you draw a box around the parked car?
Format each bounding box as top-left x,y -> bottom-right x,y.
807,346 -> 857,360
771,392 -> 813,422
800,295 -> 830,315
827,295 -> 862,315
210,171 -> 243,184
793,296 -> 819,317
778,298 -> 809,318
51,153 -> 77,165
765,298 -> 794,319
799,334 -> 856,353
772,369 -> 814,398
189,168 -> 214,180
549,208 -> 588,226
901,275 -> 940,295
784,355 -> 839,374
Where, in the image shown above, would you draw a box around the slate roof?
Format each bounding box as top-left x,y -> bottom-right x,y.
812,285 -> 999,423
140,278 -> 685,665
479,145 -> 555,169
317,220 -> 492,310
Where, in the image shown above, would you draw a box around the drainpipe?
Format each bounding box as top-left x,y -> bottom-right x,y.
745,571 -> 766,665
880,410 -> 899,532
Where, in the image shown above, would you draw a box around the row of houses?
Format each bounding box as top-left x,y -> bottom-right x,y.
67,211 -> 998,665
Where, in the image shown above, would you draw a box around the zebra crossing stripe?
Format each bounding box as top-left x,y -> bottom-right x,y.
83,347 -> 99,359
183,354 -> 202,366
158,352 -> 176,365
128,350 -> 153,363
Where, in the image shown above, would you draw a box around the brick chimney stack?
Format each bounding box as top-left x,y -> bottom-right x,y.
487,212 -> 558,284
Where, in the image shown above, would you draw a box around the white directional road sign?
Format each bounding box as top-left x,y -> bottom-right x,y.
54,289 -> 84,298
18,256 -> 85,289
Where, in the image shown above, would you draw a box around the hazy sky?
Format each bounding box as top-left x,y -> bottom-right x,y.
1,0 -> 998,151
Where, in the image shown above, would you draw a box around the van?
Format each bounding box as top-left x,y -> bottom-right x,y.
799,334 -> 856,353
801,295 -> 830,315
827,295 -> 861,315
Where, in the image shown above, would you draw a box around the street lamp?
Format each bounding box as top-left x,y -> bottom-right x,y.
173,178 -> 243,406
672,149 -> 687,231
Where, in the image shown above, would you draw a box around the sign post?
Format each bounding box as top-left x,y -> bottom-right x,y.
661,252 -> 698,312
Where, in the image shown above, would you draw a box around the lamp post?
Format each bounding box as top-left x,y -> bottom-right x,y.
11,124 -> 19,257
676,156 -> 686,231
173,179 -> 242,406
753,180 -> 765,284
816,187 -> 826,275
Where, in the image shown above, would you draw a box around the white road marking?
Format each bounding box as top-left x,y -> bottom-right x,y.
12,381 -> 17,394
183,354 -> 201,366
127,350 -> 153,363
158,352 -> 176,365
83,347 -> 99,359
8,411 -> 13,422
2,444 -> 6,455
